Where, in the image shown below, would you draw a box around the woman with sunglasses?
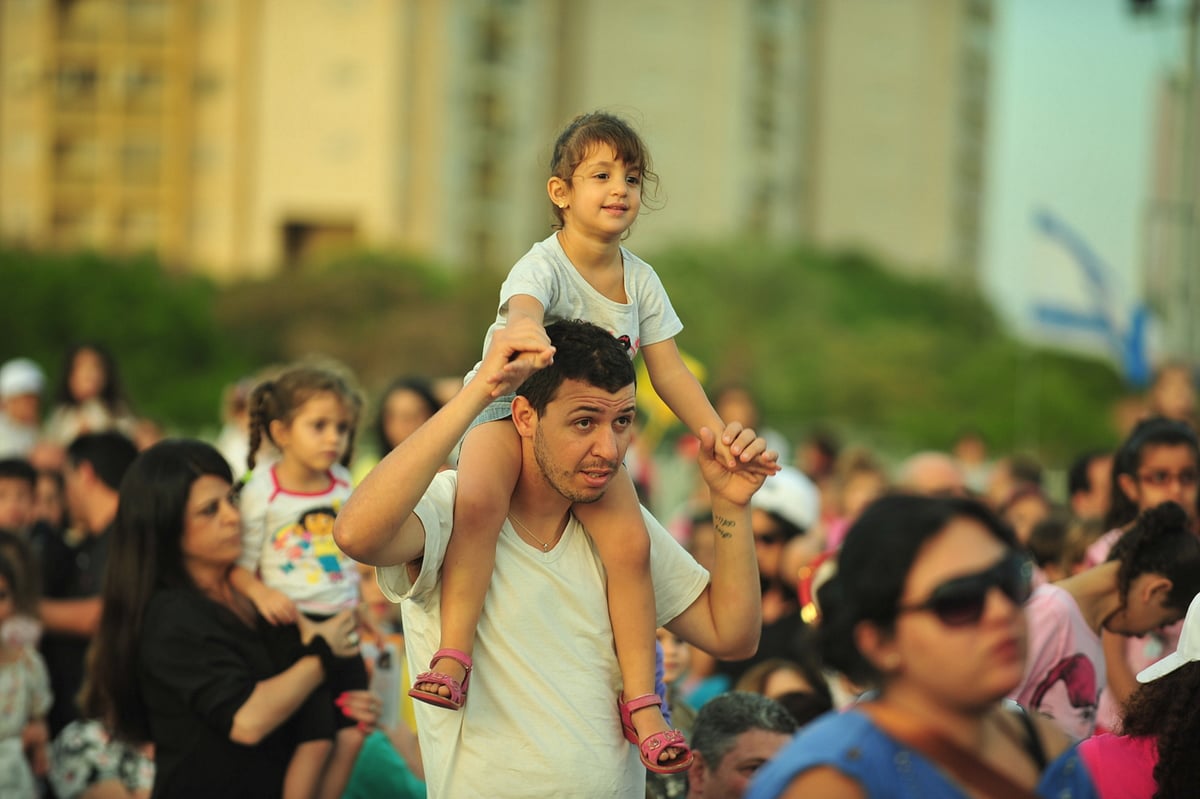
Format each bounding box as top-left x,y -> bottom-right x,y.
746,494 -> 1098,799
1011,500 -> 1200,740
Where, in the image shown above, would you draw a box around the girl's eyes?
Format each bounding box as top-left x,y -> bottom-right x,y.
590,172 -> 640,185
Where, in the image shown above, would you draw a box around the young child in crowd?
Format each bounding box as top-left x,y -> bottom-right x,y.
42,343 -> 137,447
409,110 -> 778,774
0,358 -> 46,460
1085,416 -> 1200,733
33,469 -> 66,531
0,458 -> 36,534
0,550 -> 52,799
1011,500 -> 1200,740
232,364 -> 367,799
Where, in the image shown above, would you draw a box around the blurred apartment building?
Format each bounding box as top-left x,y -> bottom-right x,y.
1144,72 -> 1200,362
0,0 -> 991,282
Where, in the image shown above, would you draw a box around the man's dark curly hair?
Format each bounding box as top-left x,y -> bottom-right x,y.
1120,659 -> 1200,798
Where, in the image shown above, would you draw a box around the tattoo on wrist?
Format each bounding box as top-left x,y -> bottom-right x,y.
714,514 -> 736,540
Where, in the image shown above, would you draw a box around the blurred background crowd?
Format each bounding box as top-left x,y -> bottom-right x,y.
6,0 -> 1200,797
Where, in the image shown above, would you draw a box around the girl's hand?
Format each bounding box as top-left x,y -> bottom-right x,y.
23,720 -> 49,775
718,422 -> 782,476
697,425 -> 772,507
299,609 -> 360,658
482,318 -> 555,396
250,586 -> 298,625
355,601 -> 386,645
336,689 -> 383,733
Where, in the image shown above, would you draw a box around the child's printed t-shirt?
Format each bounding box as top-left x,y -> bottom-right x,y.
1010,583 -> 1105,740
238,463 -> 360,614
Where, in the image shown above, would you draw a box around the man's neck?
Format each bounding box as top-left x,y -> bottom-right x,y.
84,491 -> 119,536
509,475 -> 572,534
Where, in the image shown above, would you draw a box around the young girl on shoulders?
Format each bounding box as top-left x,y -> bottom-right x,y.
408,111 -> 778,774
231,365 -> 368,799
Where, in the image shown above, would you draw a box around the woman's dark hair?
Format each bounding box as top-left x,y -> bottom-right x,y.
816,494 -> 1017,687
0,530 -> 39,614
1121,660 -> 1200,798
1106,417 -> 1200,530
0,550 -> 27,618
85,439 -> 233,742
55,342 -> 128,410
374,376 -> 441,454
1107,501 -> 1200,612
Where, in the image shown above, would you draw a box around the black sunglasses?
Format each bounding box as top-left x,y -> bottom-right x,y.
895,552 -> 1033,628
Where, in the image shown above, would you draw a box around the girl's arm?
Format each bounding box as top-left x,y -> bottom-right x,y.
640,339 -> 777,471
1102,629 -> 1137,707
39,596 -> 102,636
230,611 -> 358,745
336,320 -> 554,566
640,338 -> 723,434
484,295 -> 550,396
506,293 -> 546,328
229,565 -> 296,625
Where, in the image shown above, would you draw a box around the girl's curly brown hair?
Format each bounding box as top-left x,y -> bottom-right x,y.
1120,659 -> 1200,798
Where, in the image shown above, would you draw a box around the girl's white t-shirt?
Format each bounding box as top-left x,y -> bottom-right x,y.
466,232 -> 684,385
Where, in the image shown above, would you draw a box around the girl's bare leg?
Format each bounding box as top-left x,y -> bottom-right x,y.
283,739 -> 331,799
315,726 -> 364,799
573,467 -> 687,767
416,420 -> 521,697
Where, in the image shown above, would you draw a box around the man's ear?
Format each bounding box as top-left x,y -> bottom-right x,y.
687,750 -> 709,794
511,396 -> 537,438
76,460 -> 98,489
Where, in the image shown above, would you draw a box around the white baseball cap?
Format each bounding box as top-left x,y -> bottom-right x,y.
750,465 -> 820,532
0,358 -> 46,399
1137,592 -> 1200,683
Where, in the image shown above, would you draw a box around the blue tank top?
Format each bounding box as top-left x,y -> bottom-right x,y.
746,708 -> 1098,799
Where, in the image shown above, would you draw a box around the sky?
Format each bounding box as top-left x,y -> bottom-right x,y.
982,0 -> 1187,369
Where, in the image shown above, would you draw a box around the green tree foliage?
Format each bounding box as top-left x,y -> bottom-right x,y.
649,241 -> 1126,460
4,243 -> 1128,461
2,248 -> 253,431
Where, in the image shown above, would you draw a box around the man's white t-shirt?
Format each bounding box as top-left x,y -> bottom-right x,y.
377,471 -> 708,798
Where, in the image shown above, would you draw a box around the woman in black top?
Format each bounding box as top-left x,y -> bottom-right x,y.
85,440 -> 375,799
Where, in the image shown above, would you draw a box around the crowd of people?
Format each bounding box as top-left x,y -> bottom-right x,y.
2,110 -> 1200,799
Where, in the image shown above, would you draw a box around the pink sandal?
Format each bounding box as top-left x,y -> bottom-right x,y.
408,648 -> 472,710
619,693 -> 694,774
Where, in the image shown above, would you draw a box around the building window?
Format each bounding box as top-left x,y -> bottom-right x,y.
121,139 -> 162,183
281,219 -> 359,269
56,64 -> 99,111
